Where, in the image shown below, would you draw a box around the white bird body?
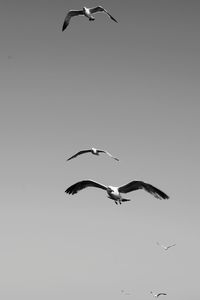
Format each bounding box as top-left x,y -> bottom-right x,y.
107,186 -> 123,204
108,186 -> 120,197
65,180 -> 169,205
83,7 -> 95,20
62,6 -> 118,31
91,147 -> 99,155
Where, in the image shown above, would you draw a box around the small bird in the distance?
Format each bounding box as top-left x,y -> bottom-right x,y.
157,242 -> 176,251
67,147 -> 119,162
150,291 -> 167,298
121,289 -> 132,296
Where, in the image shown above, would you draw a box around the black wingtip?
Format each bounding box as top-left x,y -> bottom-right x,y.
65,186 -> 77,195
65,187 -> 71,194
163,191 -> 170,199
152,184 -> 169,200
66,156 -> 73,161
62,22 -> 68,32
148,184 -> 169,200
121,198 -> 131,202
65,188 -> 71,195
158,191 -> 169,200
110,16 -> 118,23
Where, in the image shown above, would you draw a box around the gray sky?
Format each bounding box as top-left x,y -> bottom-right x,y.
1,0 -> 200,299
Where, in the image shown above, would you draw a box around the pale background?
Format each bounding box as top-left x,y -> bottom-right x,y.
0,0 -> 200,299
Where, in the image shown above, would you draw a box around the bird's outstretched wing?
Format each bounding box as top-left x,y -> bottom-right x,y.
157,242 -> 176,250
97,150 -> 119,161
89,6 -> 118,23
118,181 -> 169,200
62,10 -> 84,31
65,180 -> 107,195
157,293 -> 167,297
166,244 -> 176,249
67,150 -> 92,161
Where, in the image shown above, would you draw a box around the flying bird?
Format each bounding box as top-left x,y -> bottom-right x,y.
150,291 -> 167,298
65,180 -> 169,205
67,147 -> 119,162
62,6 -> 118,31
156,242 -> 176,251
121,290 -> 132,296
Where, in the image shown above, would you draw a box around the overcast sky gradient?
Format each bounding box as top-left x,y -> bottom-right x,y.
1,0 -> 200,299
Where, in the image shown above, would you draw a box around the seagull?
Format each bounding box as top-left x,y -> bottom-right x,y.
156,242 -> 176,251
67,147 -> 119,162
121,290 -> 132,296
65,180 -> 169,205
150,291 -> 167,298
62,6 -> 118,31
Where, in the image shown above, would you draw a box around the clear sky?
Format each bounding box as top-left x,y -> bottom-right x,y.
1,0 -> 200,299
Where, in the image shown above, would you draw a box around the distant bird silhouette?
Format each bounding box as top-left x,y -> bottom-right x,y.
157,242 -> 176,251
121,289 -> 132,296
150,291 -> 167,298
67,147 -> 119,162
62,6 -> 118,31
65,180 -> 169,205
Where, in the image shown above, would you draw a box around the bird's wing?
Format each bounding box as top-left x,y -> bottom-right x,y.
67,150 -> 92,161
89,6 -> 118,22
65,180 -> 107,195
97,150 -> 119,161
118,181 -> 169,200
167,244 -> 176,249
62,10 -> 84,31
157,293 -> 167,297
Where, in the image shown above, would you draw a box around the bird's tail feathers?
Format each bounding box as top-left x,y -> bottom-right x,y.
121,198 -> 131,202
